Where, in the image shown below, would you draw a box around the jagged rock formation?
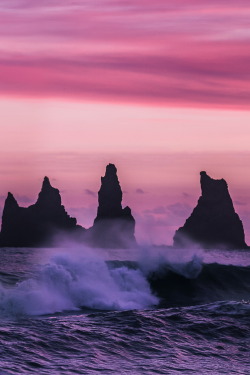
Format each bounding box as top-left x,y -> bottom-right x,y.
0,177 -> 85,247
173,171 -> 247,249
88,164 -> 136,248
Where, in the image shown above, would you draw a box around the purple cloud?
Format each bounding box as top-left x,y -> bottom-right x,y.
15,195 -> 33,204
85,189 -> 97,197
136,188 -> 146,194
167,202 -> 193,217
0,194 -> 33,204
0,1 -> 249,108
144,206 -> 167,214
234,200 -> 247,206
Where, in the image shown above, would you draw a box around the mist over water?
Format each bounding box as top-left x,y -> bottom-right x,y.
0,246 -> 159,316
0,245 -> 205,317
0,243 -> 249,317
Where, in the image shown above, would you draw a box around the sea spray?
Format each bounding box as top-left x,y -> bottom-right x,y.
1,247 -> 250,375
136,246 -> 250,308
137,246 -> 203,279
0,247 -> 158,316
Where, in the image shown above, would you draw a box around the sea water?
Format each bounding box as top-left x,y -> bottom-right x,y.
0,246 -> 249,374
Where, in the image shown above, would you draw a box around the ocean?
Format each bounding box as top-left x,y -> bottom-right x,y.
0,246 -> 249,375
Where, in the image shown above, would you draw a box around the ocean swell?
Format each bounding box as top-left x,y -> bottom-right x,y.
0,246 -> 249,317
148,262 -> 250,307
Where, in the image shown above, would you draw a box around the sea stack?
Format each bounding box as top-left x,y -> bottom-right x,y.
0,193 -> 22,247
0,177 -> 85,247
173,171 -> 247,249
88,164 -> 136,248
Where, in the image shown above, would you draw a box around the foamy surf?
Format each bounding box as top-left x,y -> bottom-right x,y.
0,250 -> 158,316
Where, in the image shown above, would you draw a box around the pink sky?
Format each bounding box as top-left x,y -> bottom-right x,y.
0,1 -> 250,245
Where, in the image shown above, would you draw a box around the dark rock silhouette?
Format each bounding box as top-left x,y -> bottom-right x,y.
88,164 -> 136,248
173,171 -> 247,249
0,177 -> 85,247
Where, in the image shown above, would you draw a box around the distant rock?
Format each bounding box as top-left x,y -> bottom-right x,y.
0,177 -> 85,247
87,164 -> 136,248
173,171 -> 248,249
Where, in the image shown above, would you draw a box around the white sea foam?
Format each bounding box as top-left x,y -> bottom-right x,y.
137,246 -> 203,279
0,247 -> 159,316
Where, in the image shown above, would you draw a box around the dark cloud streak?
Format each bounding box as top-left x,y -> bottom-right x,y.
85,189 -> 97,198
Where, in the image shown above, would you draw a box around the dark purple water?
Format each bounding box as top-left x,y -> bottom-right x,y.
0,246 -> 249,374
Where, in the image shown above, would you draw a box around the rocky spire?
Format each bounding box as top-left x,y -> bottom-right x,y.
173,171 -> 247,249
0,192 -> 22,247
36,176 -> 61,208
42,176 -> 51,188
1,192 -> 19,229
0,177 -> 85,247
95,164 -> 123,221
1,192 -> 19,232
4,192 -> 19,209
89,164 -> 136,248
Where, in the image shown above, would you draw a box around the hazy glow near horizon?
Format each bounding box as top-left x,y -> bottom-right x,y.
0,0 -> 250,245
1,98 -> 250,154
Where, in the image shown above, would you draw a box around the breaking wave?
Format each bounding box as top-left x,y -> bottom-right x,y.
148,261 -> 250,307
0,251 -> 158,316
0,245 -> 249,317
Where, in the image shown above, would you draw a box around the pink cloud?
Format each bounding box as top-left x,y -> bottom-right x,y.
0,51 -> 249,108
0,1 -> 249,245
0,1 -> 249,108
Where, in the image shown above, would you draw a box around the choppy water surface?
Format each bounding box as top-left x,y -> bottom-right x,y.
0,246 -> 249,374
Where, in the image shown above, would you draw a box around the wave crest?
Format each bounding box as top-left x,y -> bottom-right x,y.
0,252 -> 158,316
